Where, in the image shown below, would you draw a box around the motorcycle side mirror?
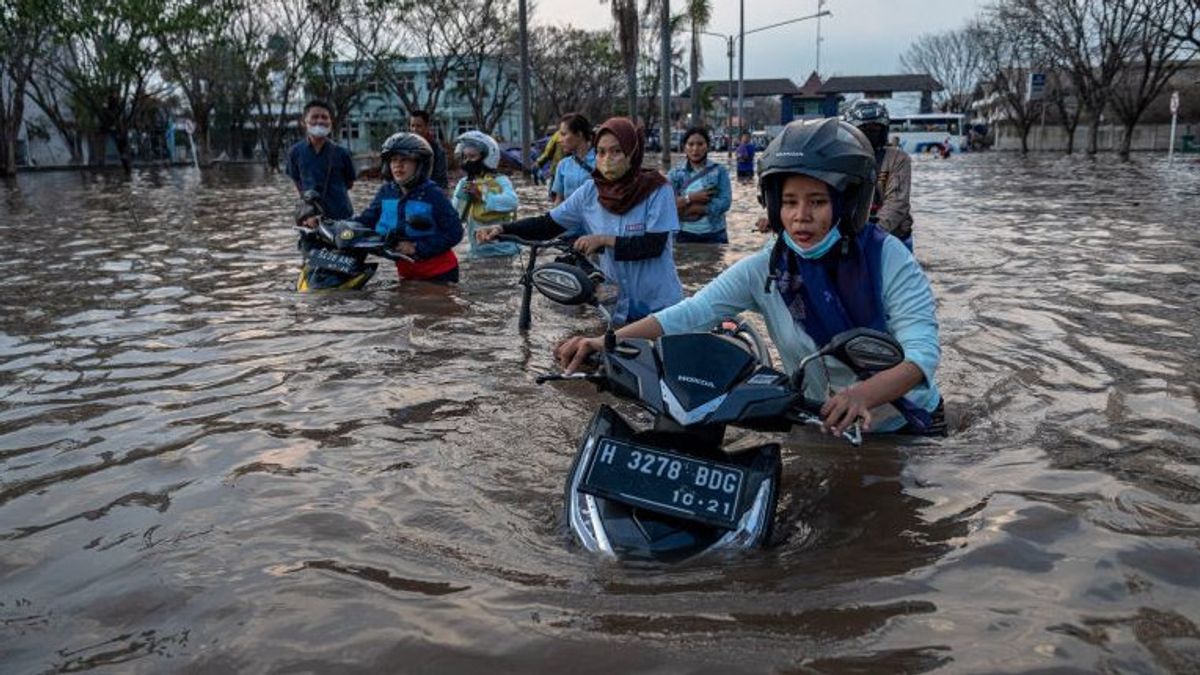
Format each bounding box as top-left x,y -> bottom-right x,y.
301,189 -> 321,205
791,328 -> 905,390
824,328 -> 905,372
531,262 -> 595,306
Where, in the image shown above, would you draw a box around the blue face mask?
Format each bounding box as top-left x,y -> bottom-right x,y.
782,225 -> 841,259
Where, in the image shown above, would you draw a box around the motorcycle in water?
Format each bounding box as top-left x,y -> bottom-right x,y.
293,190 -> 410,292
495,234 -> 608,332
521,259 -> 907,563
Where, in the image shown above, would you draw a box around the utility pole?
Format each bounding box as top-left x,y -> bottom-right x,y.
661,0 -> 671,167
816,0 -> 826,74
737,0 -> 745,134
518,0 -> 531,181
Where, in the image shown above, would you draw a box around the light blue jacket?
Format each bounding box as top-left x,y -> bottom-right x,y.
667,159 -> 732,235
453,173 -> 520,257
552,150 -> 596,201
653,236 -> 941,432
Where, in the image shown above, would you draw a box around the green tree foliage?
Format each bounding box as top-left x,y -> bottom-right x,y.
0,0 -> 57,174
528,25 -> 625,131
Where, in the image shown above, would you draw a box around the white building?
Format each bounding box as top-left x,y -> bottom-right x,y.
331,58 -> 523,155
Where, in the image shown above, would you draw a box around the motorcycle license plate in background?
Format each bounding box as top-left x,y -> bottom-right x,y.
580,438 -> 744,529
308,248 -> 362,275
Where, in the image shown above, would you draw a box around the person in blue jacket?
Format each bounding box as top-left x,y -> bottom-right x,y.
668,126 -> 732,243
475,116 -> 683,326
556,118 -> 944,436
353,132 -> 463,282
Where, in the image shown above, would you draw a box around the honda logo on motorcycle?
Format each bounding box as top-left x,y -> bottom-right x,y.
677,375 -> 715,389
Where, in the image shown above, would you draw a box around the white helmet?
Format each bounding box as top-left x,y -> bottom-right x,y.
454,130 -> 501,170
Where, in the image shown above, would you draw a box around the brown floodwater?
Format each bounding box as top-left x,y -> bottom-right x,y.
2,152 -> 1199,674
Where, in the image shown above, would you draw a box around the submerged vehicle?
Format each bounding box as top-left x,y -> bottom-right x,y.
293,190 -> 409,292
522,257 -> 906,563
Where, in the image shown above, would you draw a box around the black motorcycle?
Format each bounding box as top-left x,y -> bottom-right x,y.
496,234 -> 608,332
293,190 -> 409,292
524,262 -> 906,563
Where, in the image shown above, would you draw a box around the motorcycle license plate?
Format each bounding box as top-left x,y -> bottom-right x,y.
308,248 -> 362,275
580,438 -> 744,530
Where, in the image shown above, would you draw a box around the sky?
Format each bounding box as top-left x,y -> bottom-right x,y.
532,0 -> 990,82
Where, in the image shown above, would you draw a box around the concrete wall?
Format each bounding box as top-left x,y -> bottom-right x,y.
994,121 -> 1199,152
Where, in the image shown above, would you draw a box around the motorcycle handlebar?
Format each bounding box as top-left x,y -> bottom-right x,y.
496,234 -> 575,250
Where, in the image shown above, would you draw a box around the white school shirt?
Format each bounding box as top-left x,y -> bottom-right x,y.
550,181 -> 684,324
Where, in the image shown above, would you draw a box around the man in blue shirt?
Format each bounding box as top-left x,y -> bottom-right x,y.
286,100 -> 357,222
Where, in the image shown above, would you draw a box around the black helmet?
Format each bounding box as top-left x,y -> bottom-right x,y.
843,99 -> 890,129
757,118 -> 877,236
380,132 -> 433,187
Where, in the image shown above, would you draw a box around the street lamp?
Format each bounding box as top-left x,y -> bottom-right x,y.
699,30 -> 735,157
734,5 -> 831,134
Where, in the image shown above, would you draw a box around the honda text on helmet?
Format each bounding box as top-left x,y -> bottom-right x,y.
757,117 -> 877,238
380,132 -> 434,188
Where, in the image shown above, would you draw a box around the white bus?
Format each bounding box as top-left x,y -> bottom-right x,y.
889,113 -> 967,154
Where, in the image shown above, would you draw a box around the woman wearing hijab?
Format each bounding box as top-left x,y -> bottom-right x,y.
476,117 -> 683,325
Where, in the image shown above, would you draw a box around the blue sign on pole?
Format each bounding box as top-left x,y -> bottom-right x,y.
1027,73 -> 1047,102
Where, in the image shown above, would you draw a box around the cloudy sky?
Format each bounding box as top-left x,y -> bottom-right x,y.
533,0 -> 989,81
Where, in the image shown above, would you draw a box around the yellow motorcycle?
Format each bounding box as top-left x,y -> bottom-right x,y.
294,191 -> 409,292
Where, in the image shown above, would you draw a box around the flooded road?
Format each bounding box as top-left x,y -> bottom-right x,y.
2,153 -> 1199,673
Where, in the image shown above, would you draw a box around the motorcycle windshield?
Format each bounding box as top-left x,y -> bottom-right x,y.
658,334 -> 756,412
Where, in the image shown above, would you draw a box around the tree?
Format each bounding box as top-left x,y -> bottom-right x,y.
250,0 -> 329,170
0,0 -> 59,175
1109,0 -> 1199,159
527,25 -> 625,130
38,0 -> 175,171
686,0 -> 711,126
1046,69 -> 1085,154
431,0 -> 523,135
1006,0 -> 1143,155
638,1 -> 686,132
899,28 -> 983,114
974,15 -> 1053,154
603,0 -> 640,121
156,0 -> 246,165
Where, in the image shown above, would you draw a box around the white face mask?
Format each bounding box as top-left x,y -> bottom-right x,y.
308,125 -> 331,139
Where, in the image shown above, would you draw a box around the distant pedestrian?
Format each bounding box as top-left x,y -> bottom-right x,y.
452,130 -> 520,258
408,110 -> 449,189
735,132 -> 756,181
286,100 -> 356,223
550,112 -> 596,207
668,127 -> 732,244
844,99 -> 914,250
535,126 -> 566,195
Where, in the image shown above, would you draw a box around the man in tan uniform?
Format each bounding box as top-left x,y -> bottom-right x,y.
845,100 -> 914,251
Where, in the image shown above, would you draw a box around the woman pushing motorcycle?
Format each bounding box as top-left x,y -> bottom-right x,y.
556,118 -> 944,437
475,117 -> 683,326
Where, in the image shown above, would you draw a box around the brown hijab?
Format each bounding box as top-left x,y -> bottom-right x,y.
592,117 -> 667,215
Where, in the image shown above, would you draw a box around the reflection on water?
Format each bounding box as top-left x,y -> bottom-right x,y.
2,154 -> 1200,673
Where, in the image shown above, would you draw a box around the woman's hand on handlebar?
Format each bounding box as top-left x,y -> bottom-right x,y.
554,335 -> 604,374
573,235 -> 615,256
475,225 -> 504,244
820,385 -> 872,437
395,241 -> 417,256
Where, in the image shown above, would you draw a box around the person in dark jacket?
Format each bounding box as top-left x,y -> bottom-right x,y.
353,133 -> 463,282
408,110 -> 449,190
287,100 -> 356,222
